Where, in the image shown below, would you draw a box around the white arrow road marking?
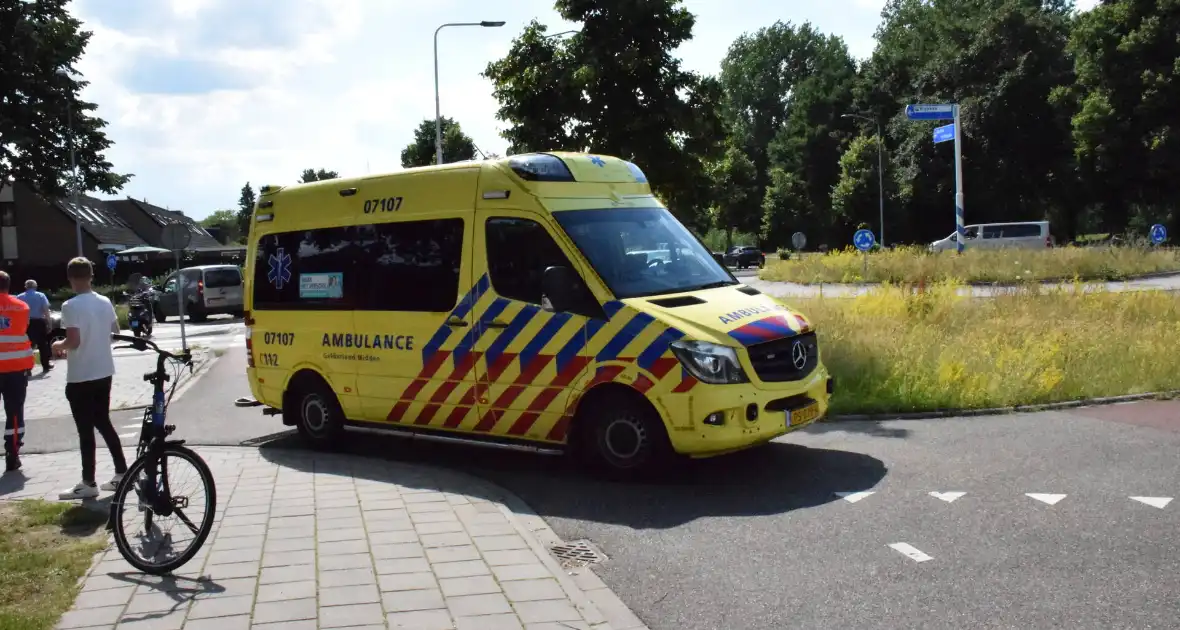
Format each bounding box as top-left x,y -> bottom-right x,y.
1026,493 -> 1067,505
888,543 -> 933,563
1129,496 -> 1173,509
929,491 -> 966,503
835,491 -> 875,503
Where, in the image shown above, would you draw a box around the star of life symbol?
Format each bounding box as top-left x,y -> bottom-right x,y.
589,156 -> 606,167
267,247 -> 292,290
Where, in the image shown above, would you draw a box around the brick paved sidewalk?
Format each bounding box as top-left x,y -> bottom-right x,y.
1,446 -> 645,630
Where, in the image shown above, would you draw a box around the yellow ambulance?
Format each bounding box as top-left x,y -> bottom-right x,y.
244,152 -> 832,476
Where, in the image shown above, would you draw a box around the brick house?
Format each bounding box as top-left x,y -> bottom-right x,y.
106,197 -> 222,250
0,183 -> 244,291
1,181 -> 149,287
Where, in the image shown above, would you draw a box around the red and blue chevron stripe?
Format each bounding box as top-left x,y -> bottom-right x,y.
727,314 -> 800,346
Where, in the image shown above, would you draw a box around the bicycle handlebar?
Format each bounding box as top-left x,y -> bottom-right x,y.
111,334 -> 193,374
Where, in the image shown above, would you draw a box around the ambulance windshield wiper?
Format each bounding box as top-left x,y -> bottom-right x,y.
692,280 -> 738,290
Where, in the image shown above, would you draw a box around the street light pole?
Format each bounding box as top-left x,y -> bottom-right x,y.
434,21 -> 506,166
842,113 -> 886,248
58,67 -> 83,257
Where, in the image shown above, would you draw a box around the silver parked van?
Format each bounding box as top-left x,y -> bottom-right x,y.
930,221 -> 1052,252
155,264 -> 244,322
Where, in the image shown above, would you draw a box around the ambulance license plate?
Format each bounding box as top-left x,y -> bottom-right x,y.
787,402 -> 820,427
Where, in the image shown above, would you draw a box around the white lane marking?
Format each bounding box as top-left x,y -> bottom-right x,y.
929,491 -> 966,503
122,424 -> 141,429
835,491 -> 874,503
118,433 -> 137,439
888,542 -> 933,563
1129,496 -> 1173,509
1026,493 -> 1067,505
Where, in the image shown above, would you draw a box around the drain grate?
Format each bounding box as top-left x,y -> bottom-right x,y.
549,539 -> 607,568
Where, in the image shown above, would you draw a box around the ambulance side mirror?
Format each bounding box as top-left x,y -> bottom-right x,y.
541,266 -> 577,313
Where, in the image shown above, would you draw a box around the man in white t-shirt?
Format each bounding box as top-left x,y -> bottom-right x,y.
52,257 -> 127,500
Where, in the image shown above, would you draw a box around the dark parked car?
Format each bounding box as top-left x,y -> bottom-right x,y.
723,245 -> 766,269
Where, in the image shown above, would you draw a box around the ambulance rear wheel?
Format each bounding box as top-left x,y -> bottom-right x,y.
287,374 -> 345,449
577,389 -> 673,479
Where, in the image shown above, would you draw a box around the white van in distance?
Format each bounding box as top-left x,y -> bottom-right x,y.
930,221 -> 1053,252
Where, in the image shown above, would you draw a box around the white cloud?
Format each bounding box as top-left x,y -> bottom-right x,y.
71,0 -> 894,218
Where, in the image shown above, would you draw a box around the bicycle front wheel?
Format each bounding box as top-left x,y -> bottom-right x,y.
111,444 -> 217,575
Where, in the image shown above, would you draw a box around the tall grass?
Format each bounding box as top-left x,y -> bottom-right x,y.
761,245 -> 1180,284
785,282 -> 1180,415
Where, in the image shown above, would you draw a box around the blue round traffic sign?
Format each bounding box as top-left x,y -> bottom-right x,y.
853,229 -> 876,252
1149,224 -> 1167,245
106,254 -> 117,271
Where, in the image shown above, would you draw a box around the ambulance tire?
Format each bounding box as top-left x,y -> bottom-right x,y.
576,389 -> 675,479
287,374 -> 346,450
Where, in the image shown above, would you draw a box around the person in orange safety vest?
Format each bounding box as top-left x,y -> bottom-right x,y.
0,271 -> 34,472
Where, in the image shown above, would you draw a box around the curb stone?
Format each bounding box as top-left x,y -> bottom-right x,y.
431,464 -> 651,630
826,390 -> 1180,423
496,493 -> 650,630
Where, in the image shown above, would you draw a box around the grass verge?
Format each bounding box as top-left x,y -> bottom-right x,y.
0,500 -> 108,630
761,245 -> 1180,285
785,282 -> 1180,415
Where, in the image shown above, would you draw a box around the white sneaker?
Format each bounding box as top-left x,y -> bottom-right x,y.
100,473 -> 125,492
58,482 -> 99,500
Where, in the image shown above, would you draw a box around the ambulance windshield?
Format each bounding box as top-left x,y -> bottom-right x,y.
554,207 -> 736,299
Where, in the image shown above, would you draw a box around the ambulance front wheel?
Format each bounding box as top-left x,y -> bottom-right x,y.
286,373 -> 346,449
576,389 -> 674,478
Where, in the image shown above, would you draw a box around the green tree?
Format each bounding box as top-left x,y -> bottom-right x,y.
298,168 -> 339,183
831,135 -> 899,235
0,0 -> 131,196
400,117 -> 477,167
706,144 -> 758,249
199,209 -> 241,244
1056,0 -> 1179,239
856,0 -> 1076,243
482,3 -> 723,227
236,183 -> 255,239
720,23 -> 853,213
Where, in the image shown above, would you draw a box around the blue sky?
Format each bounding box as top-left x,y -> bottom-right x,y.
71,0 -> 1099,220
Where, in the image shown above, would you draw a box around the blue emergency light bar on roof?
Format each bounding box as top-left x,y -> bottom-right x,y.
508,153 -> 651,184
508,154 -> 575,182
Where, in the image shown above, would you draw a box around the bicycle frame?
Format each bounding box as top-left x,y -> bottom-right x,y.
108,335 -> 194,531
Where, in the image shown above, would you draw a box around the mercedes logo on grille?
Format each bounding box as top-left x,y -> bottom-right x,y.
790,340 -> 808,370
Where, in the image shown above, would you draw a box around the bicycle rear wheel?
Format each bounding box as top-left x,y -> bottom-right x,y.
111,444 -> 216,575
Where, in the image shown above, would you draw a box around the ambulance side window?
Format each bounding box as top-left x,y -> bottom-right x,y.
486,217 -> 576,306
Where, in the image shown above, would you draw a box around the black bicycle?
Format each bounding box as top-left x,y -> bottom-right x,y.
107,334 -> 216,575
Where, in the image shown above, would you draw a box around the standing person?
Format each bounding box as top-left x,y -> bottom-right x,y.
52,257 -> 127,499
17,279 -> 52,375
0,271 -> 34,472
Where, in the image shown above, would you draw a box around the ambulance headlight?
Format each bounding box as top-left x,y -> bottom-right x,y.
669,341 -> 748,385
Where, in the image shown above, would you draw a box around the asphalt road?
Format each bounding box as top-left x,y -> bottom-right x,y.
101,351 -> 1180,630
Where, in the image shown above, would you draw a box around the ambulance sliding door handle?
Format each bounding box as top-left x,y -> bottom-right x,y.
483,320 -> 509,329
445,317 -> 468,328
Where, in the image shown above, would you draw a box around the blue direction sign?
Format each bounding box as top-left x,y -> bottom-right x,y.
905,104 -> 955,121
933,123 -> 955,144
853,229 -> 876,252
1149,223 -> 1167,245
106,254 -> 117,271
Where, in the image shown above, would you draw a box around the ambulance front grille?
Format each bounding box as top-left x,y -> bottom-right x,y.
746,332 -> 819,382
